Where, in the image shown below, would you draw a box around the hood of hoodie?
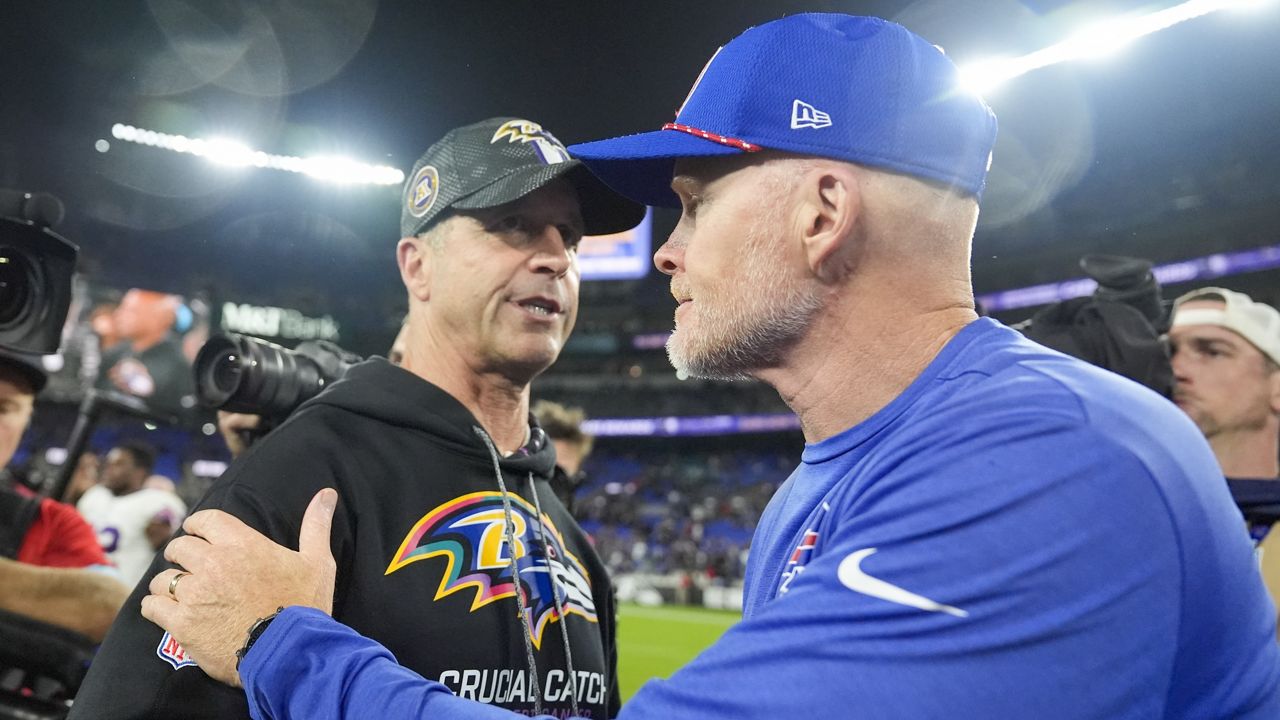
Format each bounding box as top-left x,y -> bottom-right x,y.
298,357 -> 557,480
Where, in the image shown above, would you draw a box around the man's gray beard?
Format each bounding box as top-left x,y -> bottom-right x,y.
666,294 -> 820,380
666,208 -> 822,381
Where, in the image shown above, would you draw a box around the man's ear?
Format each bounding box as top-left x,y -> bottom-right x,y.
397,236 -> 432,302
796,164 -> 861,283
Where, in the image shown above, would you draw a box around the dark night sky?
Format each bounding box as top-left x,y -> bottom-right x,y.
2,0 -> 1278,352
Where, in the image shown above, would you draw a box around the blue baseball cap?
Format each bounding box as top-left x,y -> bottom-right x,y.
569,14 -> 998,208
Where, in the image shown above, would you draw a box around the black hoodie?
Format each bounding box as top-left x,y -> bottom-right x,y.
70,359 -> 619,719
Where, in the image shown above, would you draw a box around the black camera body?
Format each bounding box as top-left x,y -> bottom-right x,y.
1018,254 -> 1172,398
194,332 -> 361,421
0,191 -> 78,355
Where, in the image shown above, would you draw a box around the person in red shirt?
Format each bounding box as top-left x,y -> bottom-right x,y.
0,350 -> 128,641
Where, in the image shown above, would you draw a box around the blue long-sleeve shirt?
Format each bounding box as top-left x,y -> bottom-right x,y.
243,319 -> 1280,719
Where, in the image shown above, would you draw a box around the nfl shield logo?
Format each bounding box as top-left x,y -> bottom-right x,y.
156,631 -> 198,670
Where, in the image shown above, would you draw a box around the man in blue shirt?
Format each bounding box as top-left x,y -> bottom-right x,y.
138,13 -> 1280,719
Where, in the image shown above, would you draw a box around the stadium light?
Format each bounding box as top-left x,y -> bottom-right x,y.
959,0 -> 1272,94
109,123 -> 405,187
203,137 -> 256,167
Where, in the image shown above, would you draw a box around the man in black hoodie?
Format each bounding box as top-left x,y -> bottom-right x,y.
70,118 -> 645,720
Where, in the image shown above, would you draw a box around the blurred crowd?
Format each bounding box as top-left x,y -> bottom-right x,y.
575,449 -> 793,585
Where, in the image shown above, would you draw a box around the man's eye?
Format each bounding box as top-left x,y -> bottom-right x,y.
494,216 -> 524,233
559,225 -> 583,250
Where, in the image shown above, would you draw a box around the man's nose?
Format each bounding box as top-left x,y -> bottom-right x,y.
653,234 -> 683,276
531,225 -> 573,276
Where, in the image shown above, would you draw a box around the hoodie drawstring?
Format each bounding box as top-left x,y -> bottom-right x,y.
529,472 -> 581,718
474,427 -> 543,716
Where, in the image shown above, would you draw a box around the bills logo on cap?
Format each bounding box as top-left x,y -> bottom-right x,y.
156,630 -> 198,670
676,45 -> 724,117
790,99 -> 832,130
490,119 -> 570,165
408,165 -> 440,218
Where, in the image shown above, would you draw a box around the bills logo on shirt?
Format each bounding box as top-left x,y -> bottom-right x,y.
778,502 -> 830,595
156,631 -> 198,670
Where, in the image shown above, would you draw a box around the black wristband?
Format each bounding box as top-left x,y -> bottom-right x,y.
235,607 -> 285,670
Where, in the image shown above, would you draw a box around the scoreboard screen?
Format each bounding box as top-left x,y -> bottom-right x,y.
578,208 -> 652,281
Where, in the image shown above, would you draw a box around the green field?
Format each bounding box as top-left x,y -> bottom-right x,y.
617,603 -> 742,700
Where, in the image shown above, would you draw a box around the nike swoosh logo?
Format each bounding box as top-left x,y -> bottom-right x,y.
837,548 -> 969,618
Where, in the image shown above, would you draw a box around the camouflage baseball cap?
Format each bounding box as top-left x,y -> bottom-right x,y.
400,117 -> 645,238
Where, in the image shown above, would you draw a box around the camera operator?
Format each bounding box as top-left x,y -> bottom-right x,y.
0,189 -> 129,644
71,118 -> 643,719
0,350 -> 128,642
1169,288 -> 1280,613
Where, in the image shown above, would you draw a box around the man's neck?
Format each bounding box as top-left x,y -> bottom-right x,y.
1210,428 -> 1280,480
402,325 -> 534,455
758,298 -> 977,444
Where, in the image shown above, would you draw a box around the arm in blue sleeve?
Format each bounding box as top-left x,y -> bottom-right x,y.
244,607 -> 562,720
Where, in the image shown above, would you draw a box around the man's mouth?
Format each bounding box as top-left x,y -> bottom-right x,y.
514,296 -> 563,318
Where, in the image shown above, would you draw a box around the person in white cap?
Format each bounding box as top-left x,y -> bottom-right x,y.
1170,287 -> 1280,478
1170,287 -> 1280,611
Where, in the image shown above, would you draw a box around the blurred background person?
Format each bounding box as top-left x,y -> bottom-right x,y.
388,319 -> 409,366
61,451 -> 100,508
532,400 -> 593,514
1169,287 -> 1280,611
88,303 -> 122,356
96,289 -> 196,416
76,441 -> 186,587
216,410 -> 262,460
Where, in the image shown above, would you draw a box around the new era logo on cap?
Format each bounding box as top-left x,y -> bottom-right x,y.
791,99 -> 832,130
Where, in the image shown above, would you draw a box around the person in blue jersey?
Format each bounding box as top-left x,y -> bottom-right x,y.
140,14 -> 1280,720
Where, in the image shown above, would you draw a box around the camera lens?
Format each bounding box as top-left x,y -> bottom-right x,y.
0,246 -> 35,327
194,335 -> 250,408
193,333 -> 339,418
211,352 -> 245,395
